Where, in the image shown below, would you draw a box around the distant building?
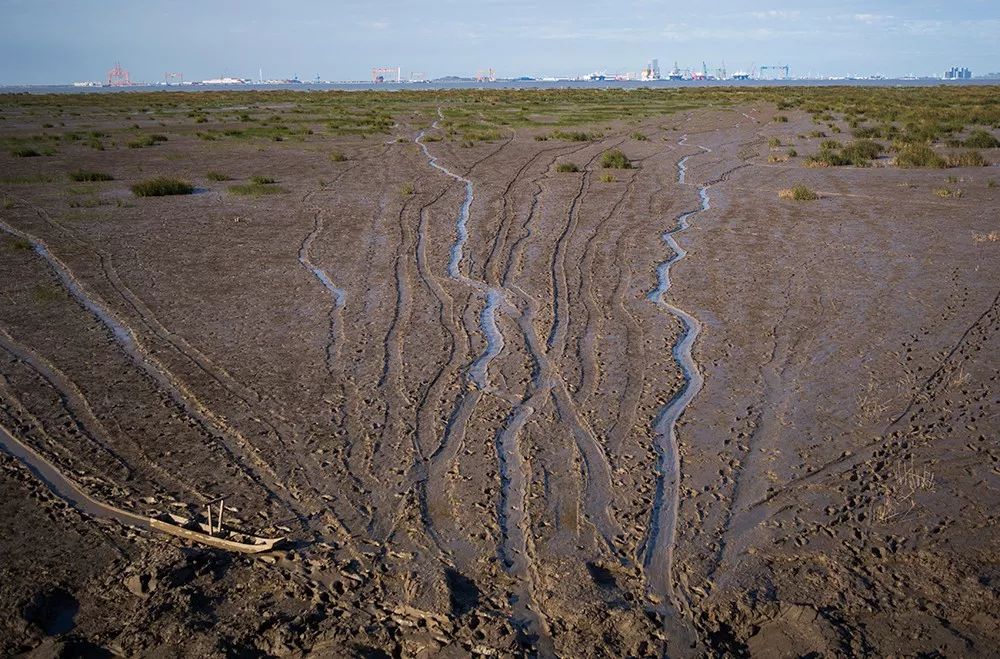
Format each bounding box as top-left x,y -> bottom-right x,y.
944,66 -> 972,80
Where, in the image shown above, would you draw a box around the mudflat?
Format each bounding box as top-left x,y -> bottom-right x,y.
0,88 -> 997,657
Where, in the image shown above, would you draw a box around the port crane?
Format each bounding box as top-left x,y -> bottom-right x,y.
371,66 -> 401,83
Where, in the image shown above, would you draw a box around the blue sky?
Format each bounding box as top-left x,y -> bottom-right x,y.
1,0 -> 998,83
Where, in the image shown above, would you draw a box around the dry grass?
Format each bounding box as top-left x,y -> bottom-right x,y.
973,231 -> 999,242
869,457 -> 935,524
778,185 -> 819,201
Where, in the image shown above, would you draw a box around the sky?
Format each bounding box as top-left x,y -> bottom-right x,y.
1,0 -> 998,84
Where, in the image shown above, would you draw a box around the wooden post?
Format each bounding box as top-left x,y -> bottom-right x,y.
206,503 -> 213,536
217,499 -> 224,535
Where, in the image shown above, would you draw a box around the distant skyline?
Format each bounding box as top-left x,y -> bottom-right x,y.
1,0 -> 998,84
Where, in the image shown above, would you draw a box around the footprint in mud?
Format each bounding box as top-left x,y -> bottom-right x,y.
444,567 -> 481,616
22,585 -> 79,636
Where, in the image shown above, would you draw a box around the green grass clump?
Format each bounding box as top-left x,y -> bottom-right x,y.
786,148 -> 798,157
330,151 -> 348,162
631,132 -> 648,141
895,144 -> 947,168
127,134 -> 166,148
205,171 -> 231,181
962,130 -> 1000,149
6,237 -> 31,251
68,170 -> 113,182
0,174 -> 56,184
768,137 -> 782,148
229,180 -> 286,196
601,149 -> 632,169
556,162 -> 580,173
551,130 -> 597,142
400,183 -> 415,195
599,173 -> 616,183
779,185 -> 819,201
10,147 -> 41,157
33,285 -> 62,302
946,150 -> 989,167
131,177 -> 194,197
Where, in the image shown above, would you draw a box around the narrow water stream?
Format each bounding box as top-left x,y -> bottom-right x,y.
643,136 -> 713,651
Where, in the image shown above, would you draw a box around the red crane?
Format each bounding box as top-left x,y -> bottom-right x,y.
107,62 -> 131,87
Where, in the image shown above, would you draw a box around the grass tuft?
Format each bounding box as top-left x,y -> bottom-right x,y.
963,130 -> 1000,149
205,171 -> 231,181
945,150 -> 988,167
68,170 -> 113,182
601,149 -> 632,169
778,184 -> 819,201
131,177 -> 194,197
10,147 -> 41,157
556,162 -> 580,173
895,144 -> 947,168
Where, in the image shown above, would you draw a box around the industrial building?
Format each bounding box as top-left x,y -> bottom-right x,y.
944,66 -> 972,80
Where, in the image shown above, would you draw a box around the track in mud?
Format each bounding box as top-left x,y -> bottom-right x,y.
0,106 -> 787,657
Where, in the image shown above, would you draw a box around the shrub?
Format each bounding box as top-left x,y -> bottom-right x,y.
600,174 -> 616,183
11,147 -> 41,157
808,130 -> 827,138
556,162 -> 580,173
330,150 -> 348,162
768,137 -> 782,148
778,185 -> 818,201
988,179 -> 997,188
127,135 -> 157,148
68,170 -> 113,182
401,183 -> 414,195
820,139 -> 842,150
934,187 -> 962,198
787,148 -> 798,157
963,130 -> 1000,149
774,115 -> 789,123
228,182 -> 287,196
130,177 -> 194,197
551,130 -> 597,141
946,150 -> 988,167
631,132 -> 648,141
250,175 -> 276,185
600,149 -> 632,169
768,154 -> 788,163
205,171 -> 231,181
895,144 -> 947,168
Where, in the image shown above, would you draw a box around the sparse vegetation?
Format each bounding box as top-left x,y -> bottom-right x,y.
599,173 -> 616,183
779,184 -> 819,201
768,137 -> 782,148
631,132 -> 648,141
205,171 -> 231,181
774,115 -> 788,123
601,149 -> 632,169
229,179 -> 287,196
894,144 -> 947,169
934,187 -> 963,198
330,150 -> 348,162
945,150 -> 988,168
963,130 -> 1000,149
127,134 -> 168,149
787,148 -> 798,157
10,147 -> 41,157
68,170 -> 113,182
551,130 -> 598,142
556,162 -> 580,173
131,177 -> 194,197
401,183 -> 415,195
